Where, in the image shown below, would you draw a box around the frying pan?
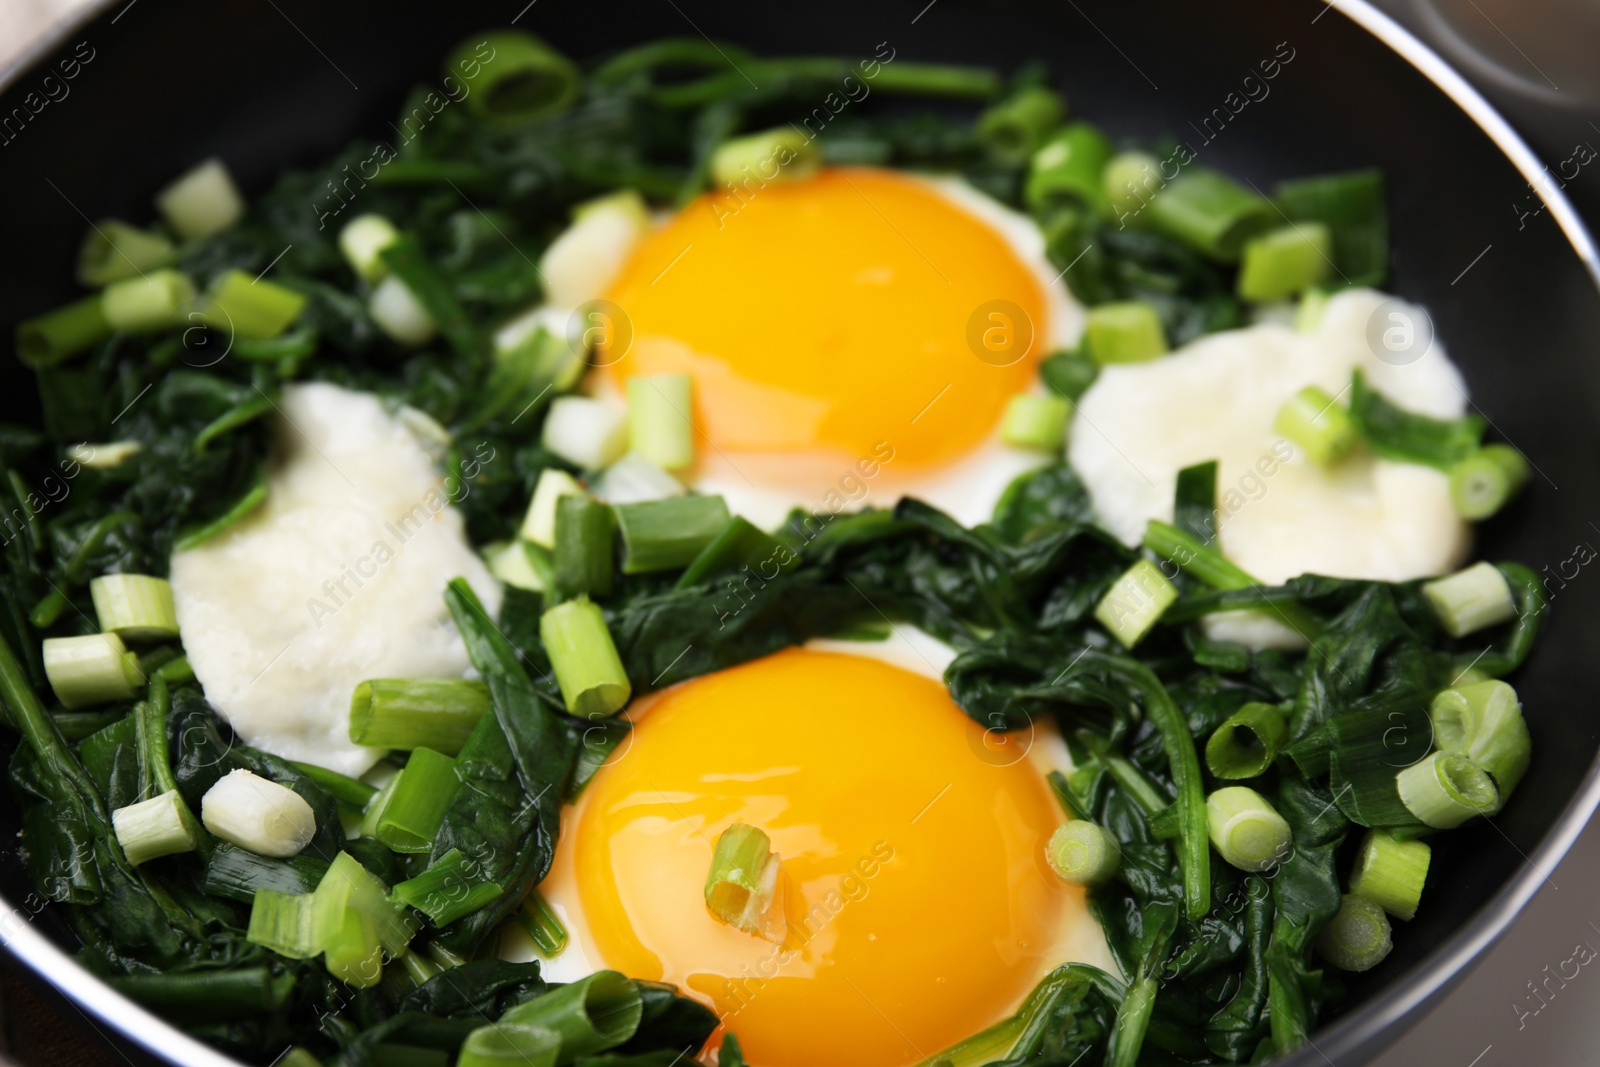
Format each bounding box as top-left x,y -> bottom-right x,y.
0,1 -> 1596,1064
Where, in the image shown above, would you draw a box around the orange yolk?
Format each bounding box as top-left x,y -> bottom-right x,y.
602,168 -> 1048,479
561,648 -> 1081,1067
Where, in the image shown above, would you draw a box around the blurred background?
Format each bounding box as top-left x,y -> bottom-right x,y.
0,0 -> 1597,1064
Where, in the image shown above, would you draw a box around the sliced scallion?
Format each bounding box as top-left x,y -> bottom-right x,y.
1084,302 -> 1167,365
590,452 -> 685,505
1205,702 -> 1288,780
1145,168 -> 1274,261
615,494 -> 731,574
1045,821 -> 1121,887
554,494 -> 616,599
247,887 -> 319,960
1236,223 -> 1332,303
448,30 -> 580,125
539,596 -> 631,718
197,269 -> 307,340
1024,122 -> 1112,214
704,822 -> 784,940
15,296 -> 112,367
500,970 -> 643,1059
1206,786 -> 1292,872
76,220 -> 175,287
368,275 -> 437,346
1093,559 -> 1177,649
348,678 -> 490,755
288,761 -> 378,812
389,848 -> 503,926
43,632 -> 142,708
517,891 -> 569,958
1348,830 -> 1430,921
200,768 -> 317,858
338,213 -> 401,284
1295,287 -> 1331,333
709,127 -> 820,187
1000,393 -> 1071,451
89,573 -> 178,642
373,747 -> 461,853
1429,679 -> 1529,800
1103,150 -> 1162,217
112,790 -> 200,866
456,1023 -> 561,1067
675,515 -> 790,589
978,86 -> 1065,165
522,469 -> 585,549
1274,385 -> 1356,466
542,396 -> 629,471
1422,561 -> 1517,638
102,269 -> 196,332
1449,444 -> 1529,520
484,539 -> 548,592
1316,894 -> 1393,972
1397,752 -> 1498,828
155,158 -> 245,240
314,851 -> 415,962
626,374 -> 695,471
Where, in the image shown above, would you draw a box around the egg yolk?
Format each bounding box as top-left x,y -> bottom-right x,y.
602,168 -> 1048,479
563,648 -> 1081,1067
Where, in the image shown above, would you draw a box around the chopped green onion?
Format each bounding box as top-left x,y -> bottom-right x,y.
368,275 -> 437,346
1093,559 -> 1177,648
197,269 -> 307,340
102,269 -> 196,332
1316,894 -> 1393,972
1422,561 -> 1517,638
522,469 -> 585,548
591,452 -> 685,505
615,494 -> 731,574
1273,385 -> 1356,466
1397,752 -> 1498,828
425,940 -> 467,971
1206,786 -> 1292,872
338,213 -> 401,284
155,158 -> 245,240
1275,168 -> 1389,287
288,761 -> 378,812
247,887 -> 319,959
1348,830 -> 1430,921
1236,223 -> 1332,302
399,948 -> 441,986
705,822 -> 784,940
201,768 -> 317,858
626,374 -> 695,471
1143,519 -> 1323,638
676,516 -> 791,589
374,747 -> 461,853
1145,168 -> 1275,261
202,843 -> 328,904
321,903 -> 382,988
1295,287 -> 1331,333
1449,445 -> 1529,520
389,848 -> 503,926
349,678 -> 490,755
278,1050 -> 323,1067
456,1023 -> 561,1067
1039,348 -> 1099,402
1000,393 -> 1071,451
314,851 -> 415,963
16,295 -> 112,367
1429,679 -> 1529,800
69,441 -> 142,468
152,653 -> 194,685
89,574 -> 178,642
1045,821 -> 1121,886
710,127 -> 821,187
540,596 -> 632,718
447,30 -> 579,125
978,86 -> 1065,165
1103,150 -> 1162,217
500,970 -> 643,1058
358,773 -> 400,839
76,220 -> 176,287
1083,302 -> 1167,364
543,397 -> 629,471
484,540 -> 548,592
554,495 -> 617,599
112,790 -> 200,866
517,891 -> 570,957
1024,122 -> 1112,214
1205,702 -> 1288,780
43,632 -> 142,708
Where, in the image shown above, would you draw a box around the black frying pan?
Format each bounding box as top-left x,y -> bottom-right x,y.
0,1 -> 1597,1064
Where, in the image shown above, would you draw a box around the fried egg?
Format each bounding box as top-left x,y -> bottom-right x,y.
519,633 -> 1113,1067
579,167 -> 1081,529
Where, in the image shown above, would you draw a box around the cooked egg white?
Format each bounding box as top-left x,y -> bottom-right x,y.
169,383 -> 501,776
517,630 -> 1113,1067
1069,289 -> 1471,646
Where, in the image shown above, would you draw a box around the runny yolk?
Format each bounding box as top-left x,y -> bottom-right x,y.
601,168 -> 1048,480
564,648 -> 1083,1067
